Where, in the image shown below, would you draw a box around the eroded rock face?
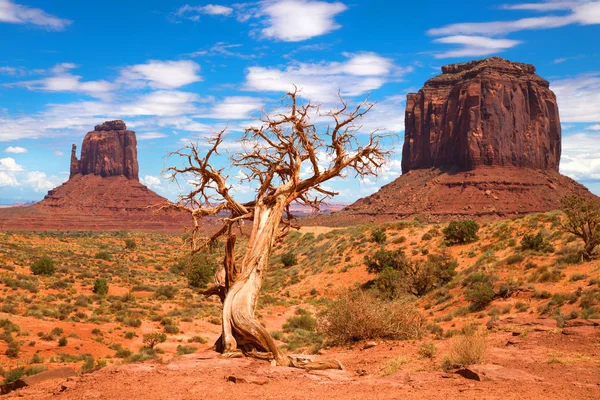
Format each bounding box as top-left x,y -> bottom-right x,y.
402,57 -> 561,173
71,120 -> 139,180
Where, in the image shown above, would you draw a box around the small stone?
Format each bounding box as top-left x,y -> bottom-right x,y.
363,341 -> 377,349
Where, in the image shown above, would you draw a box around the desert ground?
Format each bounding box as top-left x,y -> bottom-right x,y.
0,212 -> 599,398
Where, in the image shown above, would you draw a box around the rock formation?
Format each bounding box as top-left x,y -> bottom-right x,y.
309,57 -> 597,225
70,120 -> 139,180
0,120 -> 208,232
402,57 -> 561,173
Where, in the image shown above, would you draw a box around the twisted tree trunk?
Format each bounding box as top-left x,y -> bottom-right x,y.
220,196 -> 290,366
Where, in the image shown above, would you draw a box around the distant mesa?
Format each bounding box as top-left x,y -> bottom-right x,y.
0,120 -> 200,232
311,57 -> 597,225
70,120 -> 138,180
402,57 -> 561,173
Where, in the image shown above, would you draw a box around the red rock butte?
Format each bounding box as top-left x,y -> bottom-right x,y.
0,120 -> 200,232
311,57 -> 597,225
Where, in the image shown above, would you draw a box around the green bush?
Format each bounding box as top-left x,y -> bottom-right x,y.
282,311 -> 317,332
364,249 -> 410,274
154,285 -> 178,300
30,256 -> 55,276
95,251 -> 112,261
521,232 -> 551,252
93,278 -> 109,296
443,220 -> 480,245
124,239 -> 137,250
281,251 -> 298,268
465,282 -> 495,311
58,337 -> 68,347
176,345 -> 197,355
371,229 -> 387,244
143,332 -> 167,349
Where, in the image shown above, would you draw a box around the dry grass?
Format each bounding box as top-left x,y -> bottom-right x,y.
317,291 -> 425,344
442,327 -> 488,370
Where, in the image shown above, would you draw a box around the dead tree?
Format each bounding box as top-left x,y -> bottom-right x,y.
163,90 -> 389,367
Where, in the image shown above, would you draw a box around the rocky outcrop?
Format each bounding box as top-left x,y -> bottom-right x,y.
69,144 -> 79,179
402,57 -> 561,173
70,120 -> 139,180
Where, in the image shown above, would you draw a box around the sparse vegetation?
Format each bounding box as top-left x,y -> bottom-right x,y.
443,220 -> 480,245
30,256 -> 55,276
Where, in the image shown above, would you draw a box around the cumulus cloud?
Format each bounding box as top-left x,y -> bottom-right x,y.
587,124 -> 600,131
23,171 -> 58,192
0,0 -> 71,30
0,157 -> 23,172
119,60 -> 202,89
259,0 -> 347,42
432,35 -> 522,58
245,52 -> 409,102
141,175 -> 162,188
4,146 -> 27,153
552,73 -> 600,123
560,132 -> 600,181
54,150 -> 64,156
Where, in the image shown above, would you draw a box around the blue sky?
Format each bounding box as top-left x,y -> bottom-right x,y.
1,0 -> 600,204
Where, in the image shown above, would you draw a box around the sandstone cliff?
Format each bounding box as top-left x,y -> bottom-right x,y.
70,120 -> 139,180
402,57 -> 561,173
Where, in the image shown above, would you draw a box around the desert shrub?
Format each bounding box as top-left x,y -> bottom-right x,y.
188,336 -> 206,344
560,195 -> 600,259
183,253 -> 217,288
125,347 -> 159,363
30,256 -> 55,276
95,252 -> 112,261
442,327 -> 487,370
465,282 -> 495,311
570,273 -> 588,282
5,341 -> 20,358
421,233 -> 433,241
124,239 -> 137,250
176,345 -> 197,355
407,253 -> 457,296
154,285 -> 177,300
93,278 -> 109,296
58,337 -> 68,347
419,342 -> 437,359
163,324 -> 179,334
282,310 -> 317,332
521,232 -> 552,252
443,220 -> 479,245
364,249 -> 410,274
317,291 -> 424,344
281,251 -> 298,268
371,229 -> 387,244
374,268 -> 407,300
506,253 -> 525,265
143,332 -> 167,349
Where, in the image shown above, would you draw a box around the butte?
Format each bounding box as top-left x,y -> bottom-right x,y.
314,57 -> 597,225
0,120 -> 195,232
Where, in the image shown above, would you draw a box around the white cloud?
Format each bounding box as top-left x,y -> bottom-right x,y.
552,73 -> 600,123
245,52 -> 408,102
0,0 -> 71,30
0,157 -> 23,172
358,95 -> 406,134
0,171 -> 18,186
24,171 -> 58,192
259,0 -> 347,42
560,132 -> 600,180
7,63 -> 116,98
137,132 -> 168,140
119,60 -> 202,89
176,4 -> 233,20
587,124 -> 600,131
433,35 -> 522,58
428,1 -> 600,37
141,175 -> 162,188
4,146 -> 27,153
209,96 -> 264,119
54,150 -> 64,156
